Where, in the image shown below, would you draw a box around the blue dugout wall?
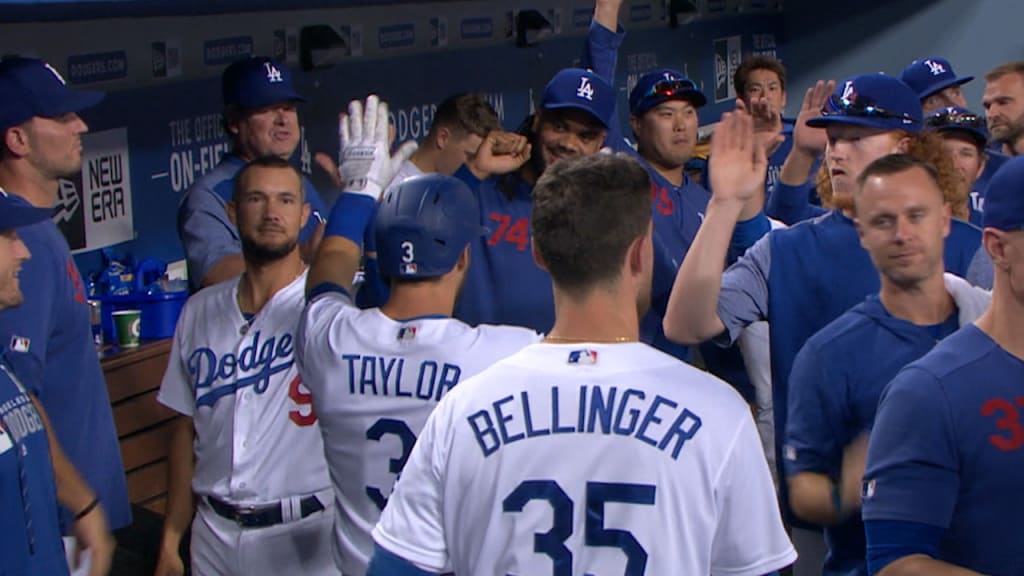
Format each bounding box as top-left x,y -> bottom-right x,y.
0,0 -> 784,278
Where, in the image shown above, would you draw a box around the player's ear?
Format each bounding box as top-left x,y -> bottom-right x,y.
531,238 -> 549,272
3,125 -> 30,157
435,126 -> 451,150
226,200 -> 238,226
628,225 -> 649,277
629,114 -> 642,138
893,134 -> 912,154
984,228 -> 1009,271
300,201 -> 311,229
455,244 -> 470,272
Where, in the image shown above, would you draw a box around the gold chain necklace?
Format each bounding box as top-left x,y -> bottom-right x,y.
543,335 -> 636,344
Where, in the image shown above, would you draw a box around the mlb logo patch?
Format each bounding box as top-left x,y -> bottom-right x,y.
401,263 -> 418,275
862,479 -> 877,500
397,326 -> 418,341
783,445 -> 797,461
9,335 -> 29,353
568,349 -> 598,365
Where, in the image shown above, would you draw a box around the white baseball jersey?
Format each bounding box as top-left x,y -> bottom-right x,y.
374,342 -> 797,576
158,272 -> 330,503
296,290 -> 539,576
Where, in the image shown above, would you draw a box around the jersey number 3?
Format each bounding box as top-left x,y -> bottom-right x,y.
503,480 -> 655,576
366,418 -> 417,510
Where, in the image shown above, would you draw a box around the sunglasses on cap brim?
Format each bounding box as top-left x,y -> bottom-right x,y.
924,110 -> 985,130
821,94 -> 917,123
644,78 -> 700,99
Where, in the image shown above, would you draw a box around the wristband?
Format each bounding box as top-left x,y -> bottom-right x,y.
324,193 -> 378,245
74,497 -> 100,522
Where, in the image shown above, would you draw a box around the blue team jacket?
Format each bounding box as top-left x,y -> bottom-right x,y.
784,279 -> 987,576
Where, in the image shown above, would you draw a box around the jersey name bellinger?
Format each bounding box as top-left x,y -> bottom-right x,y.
188,330 -> 295,408
468,386 -> 703,459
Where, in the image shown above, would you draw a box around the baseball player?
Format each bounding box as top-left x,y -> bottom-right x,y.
784,154 -> 990,576
983,62 -> 1024,158
450,65 -> 614,334
369,150 -> 795,576
0,190 -> 115,576
761,74 -> 991,285
177,56 -> 327,290
923,106 -> 1006,225
862,155 -> 1024,575
663,74 -> 985,562
899,57 -> 972,114
156,156 -> 333,576
0,57 -> 132,540
298,95 -> 538,576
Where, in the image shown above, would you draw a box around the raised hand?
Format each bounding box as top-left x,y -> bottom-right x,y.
743,97 -> 785,158
709,108 -> 768,206
338,95 -> 417,201
793,80 -> 836,157
466,131 -> 531,179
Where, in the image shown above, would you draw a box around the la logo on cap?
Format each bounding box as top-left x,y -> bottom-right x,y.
576,76 -> 594,101
924,59 -> 946,76
841,80 -> 856,104
43,62 -> 68,85
264,61 -> 283,83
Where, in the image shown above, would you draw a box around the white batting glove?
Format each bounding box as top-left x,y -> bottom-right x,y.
338,95 -> 417,201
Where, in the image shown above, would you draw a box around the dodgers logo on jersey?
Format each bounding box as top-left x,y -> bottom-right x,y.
264,61 -> 283,83
924,59 -> 946,76
568,349 -> 598,365
577,76 -> 595,101
188,330 -> 295,408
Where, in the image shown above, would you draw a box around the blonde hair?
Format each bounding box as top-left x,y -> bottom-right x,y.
817,130 -> 969,220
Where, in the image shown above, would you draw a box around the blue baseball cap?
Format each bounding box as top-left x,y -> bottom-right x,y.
0,188 -> 53,230
982,155 -> 1024,231
222,57 -> 305,110
629,69 -> 707,115
923,106 -> 988,149
900,57 -> 973,101
0,57 -> 105,132
806,74 -> 922,133
541,68 -> 615,129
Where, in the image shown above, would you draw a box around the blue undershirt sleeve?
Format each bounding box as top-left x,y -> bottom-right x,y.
864,519 -> 944,576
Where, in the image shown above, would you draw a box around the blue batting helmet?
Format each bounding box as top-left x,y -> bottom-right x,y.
375,174 -> 486,279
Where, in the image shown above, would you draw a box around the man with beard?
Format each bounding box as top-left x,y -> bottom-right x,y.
178,56 -> 327,290
299,96 -> 539,576
983,62 -> 1024,158
156,156 -> 333,576
451,66 -> 614,333
762,75 -> 989,288
368,151 -> 796,576
784,155 -> 990,576
0,56 -> 131,555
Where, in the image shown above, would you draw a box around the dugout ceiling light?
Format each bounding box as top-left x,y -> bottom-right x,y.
516,9 -> 554,47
